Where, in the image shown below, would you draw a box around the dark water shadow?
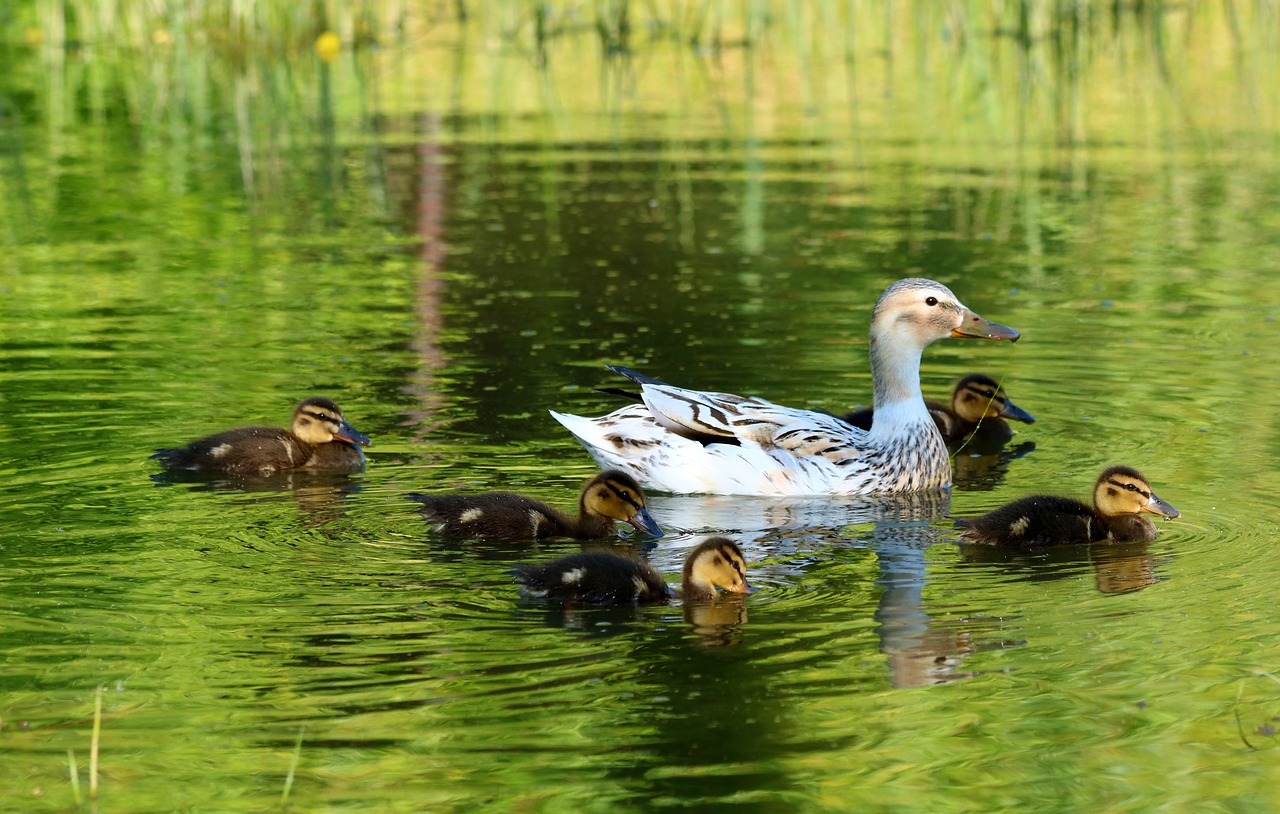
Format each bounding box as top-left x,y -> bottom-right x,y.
956,540 -> 1160,596
149,468 -> 364,524
950,441 -> 1036,491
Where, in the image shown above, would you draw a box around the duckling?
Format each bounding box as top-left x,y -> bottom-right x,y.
407,470 -> 663,541
151,397 -> 371,476
515,536 -> 750,603
955,465 -> 1180,546
843,373 -> 1034,448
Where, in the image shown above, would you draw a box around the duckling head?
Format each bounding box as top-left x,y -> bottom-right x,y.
682,537 -> 750,601
291,397 -> 372,447
1093,465 -> 1180,519
582,470 -> 663,536
951,374 -> 1036,424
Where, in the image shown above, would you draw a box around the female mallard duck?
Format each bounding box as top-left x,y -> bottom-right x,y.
151,397 -> 371,476
955,465 -> 1180,546
407,470 -> 663,541
550,278 -> 1019,496
843,373 -> 1035,448
515,536 -> 750,603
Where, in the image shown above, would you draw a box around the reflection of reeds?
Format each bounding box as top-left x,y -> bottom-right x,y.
66,684 -> 103,807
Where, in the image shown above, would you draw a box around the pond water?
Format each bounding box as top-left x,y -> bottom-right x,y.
3,3 -> 1280,812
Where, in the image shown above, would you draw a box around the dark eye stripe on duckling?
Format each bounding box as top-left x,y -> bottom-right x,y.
301,410 -> 336,423
606,483 -> 643,509
1106,478 -> 1149,499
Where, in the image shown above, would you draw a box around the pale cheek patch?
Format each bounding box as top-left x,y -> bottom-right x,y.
458,508 -> 484,524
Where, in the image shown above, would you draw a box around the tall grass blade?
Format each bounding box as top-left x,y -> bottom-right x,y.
89,685 -> 102,802
280,725 -> 306,806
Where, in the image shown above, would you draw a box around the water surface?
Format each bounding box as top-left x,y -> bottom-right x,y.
2,4 -> 1280,812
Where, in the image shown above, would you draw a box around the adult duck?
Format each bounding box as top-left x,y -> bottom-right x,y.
151,397 -> 371,476
550,278 -> 1019,496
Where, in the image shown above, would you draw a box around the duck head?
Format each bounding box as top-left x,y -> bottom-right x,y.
872,279 -> 1020,348
682,537 -> 751,601
1093,465 -> 1180,519
583,470 -> 663,536
291,397 -> 372,447
951,373 -> 1036,424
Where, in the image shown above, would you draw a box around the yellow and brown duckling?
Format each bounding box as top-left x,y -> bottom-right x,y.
151,397 -> 371,476
955,465 -> 1180,546
408,470 -> 663,541
844,373 -> 1035,448
515,536 -> 750,603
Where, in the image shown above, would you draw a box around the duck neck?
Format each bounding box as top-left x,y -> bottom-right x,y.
575,498 -> 613,539
868,332 -> 933,438
681,560 -> 714,601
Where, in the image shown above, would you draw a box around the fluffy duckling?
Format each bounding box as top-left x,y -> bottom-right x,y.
955,465 -> 1180,546
407,470 -> 663,541
151,397 -> 371,476
843,373 -> 1034,447
515,536 -> 750,603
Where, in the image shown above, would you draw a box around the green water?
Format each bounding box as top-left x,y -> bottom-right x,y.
3,3 -> 1280,811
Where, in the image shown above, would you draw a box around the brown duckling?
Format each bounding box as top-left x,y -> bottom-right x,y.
955,465 -> 1179,546
843,373 -> 1035,448
151,397 -> 371,476
408,470 -> 663,541
515,536 -> 750,603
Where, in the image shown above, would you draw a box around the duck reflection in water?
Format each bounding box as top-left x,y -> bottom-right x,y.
957,541 -> 1159,596
149,468 -> 363,526
872,518 -> 986,688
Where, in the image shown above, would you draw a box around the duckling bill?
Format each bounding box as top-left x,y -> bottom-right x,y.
408,470 -> 662,541
151,397 -> 371,476
515,537 -> 750,603
956,465 -> 1179,546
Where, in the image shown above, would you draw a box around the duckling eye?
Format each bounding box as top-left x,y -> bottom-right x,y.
1125,483 -> 1138,492
925,296 -> 938,306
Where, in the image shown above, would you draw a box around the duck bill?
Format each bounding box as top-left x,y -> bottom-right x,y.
1141,493 -> 1180,519
998,399 -> 1036,425
727,581 -> 753,595
952,308 -> 1020,342
333,422 -> 372,447
626,508 -> 664,537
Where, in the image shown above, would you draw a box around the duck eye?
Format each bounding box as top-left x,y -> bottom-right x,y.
925,296 -> 938,306
1125,483 -> 1138,491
